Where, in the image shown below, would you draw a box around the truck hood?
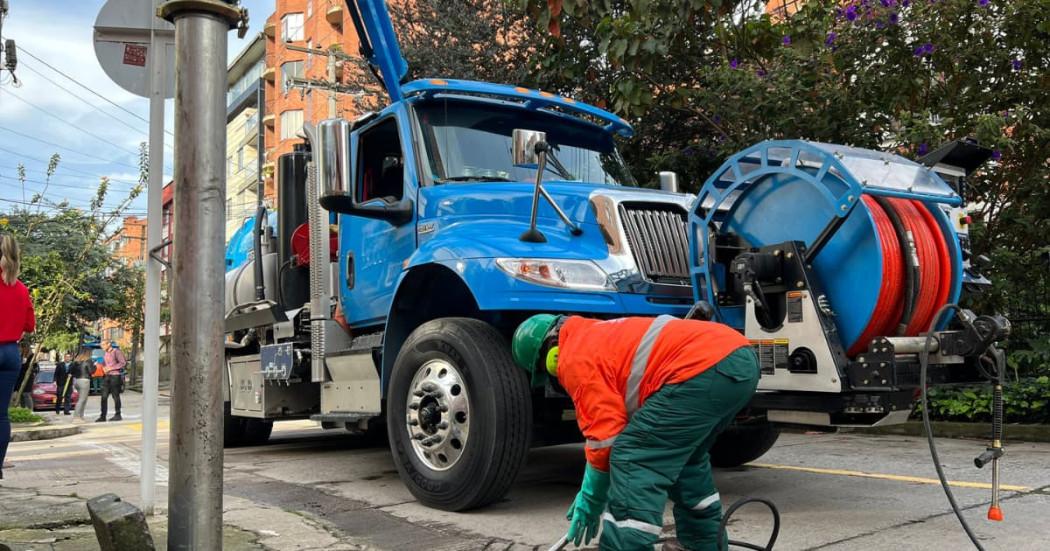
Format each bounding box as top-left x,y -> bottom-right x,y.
418,181 -> 693,228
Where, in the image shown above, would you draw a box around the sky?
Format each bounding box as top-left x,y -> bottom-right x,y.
0,0 -> 273,218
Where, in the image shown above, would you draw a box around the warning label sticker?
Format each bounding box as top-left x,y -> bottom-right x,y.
750,339 -> 790,375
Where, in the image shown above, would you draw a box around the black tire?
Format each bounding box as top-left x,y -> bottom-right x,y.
710,420 -> 781,468
223,402 -> 272,447
386,318 -> 532,511
223,402 -> 246,447
241,418 -> 274,445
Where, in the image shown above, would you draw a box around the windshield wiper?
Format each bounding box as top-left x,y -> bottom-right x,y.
439,175 -> 516,183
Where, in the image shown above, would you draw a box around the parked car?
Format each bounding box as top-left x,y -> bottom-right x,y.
30,364 -> 80,411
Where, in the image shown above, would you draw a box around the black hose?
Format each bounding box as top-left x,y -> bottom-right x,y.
253,205 -> 268,301
873,196 -> 917,334
919,303 -> 985,551
717,497 -> 780,551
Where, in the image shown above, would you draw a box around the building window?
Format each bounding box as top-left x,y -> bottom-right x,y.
307,0 -> 313,18
280,110 -> 304,140
282,13 -> 304,42
281,60 -> 304,94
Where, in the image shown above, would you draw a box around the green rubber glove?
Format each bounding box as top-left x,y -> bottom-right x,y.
565,464 -> 611,546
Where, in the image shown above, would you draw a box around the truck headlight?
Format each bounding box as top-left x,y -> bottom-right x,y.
496,258 -> 613,291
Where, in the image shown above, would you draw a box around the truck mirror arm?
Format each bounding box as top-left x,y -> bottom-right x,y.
320,196 -> 414,226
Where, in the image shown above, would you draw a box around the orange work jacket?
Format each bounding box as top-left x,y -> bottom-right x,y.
557,315 -> 750,471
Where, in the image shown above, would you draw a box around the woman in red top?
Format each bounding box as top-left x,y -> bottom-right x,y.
0,233 -> 36,479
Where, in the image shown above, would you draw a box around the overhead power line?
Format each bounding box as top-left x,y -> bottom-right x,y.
16,61 -> 176,153
0,173 -> 141,193
0,124 -> 141,167
0,145 -> 145,187
16,45 -> 175,139
3,88 -> 143,162
0,196 -> 148,216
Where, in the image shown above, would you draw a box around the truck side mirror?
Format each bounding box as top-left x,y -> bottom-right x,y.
512,129 -> 546,168
314,118 -> 412,225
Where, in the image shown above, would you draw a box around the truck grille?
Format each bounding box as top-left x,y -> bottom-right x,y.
620,203 -> 690,285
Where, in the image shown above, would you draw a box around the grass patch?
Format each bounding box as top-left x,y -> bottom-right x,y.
8,407 -> 43,424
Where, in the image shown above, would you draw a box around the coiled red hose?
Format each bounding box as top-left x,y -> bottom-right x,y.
848,196 -> 953,356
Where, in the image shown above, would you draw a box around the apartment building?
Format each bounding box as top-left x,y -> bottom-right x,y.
226,33 -> 267,241
262,0 -> 372,192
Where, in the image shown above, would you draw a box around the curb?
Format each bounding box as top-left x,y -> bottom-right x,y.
11,424 -> 82,442
844,421 -> 1050,443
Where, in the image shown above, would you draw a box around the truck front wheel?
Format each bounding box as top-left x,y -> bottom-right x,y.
709,419 -> 781,468
387,318 -> 532,511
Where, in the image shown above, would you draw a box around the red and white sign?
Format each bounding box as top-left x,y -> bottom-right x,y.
122,43 -> 148,67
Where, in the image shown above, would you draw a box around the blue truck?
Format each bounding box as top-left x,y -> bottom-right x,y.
223,0 -> 1000,511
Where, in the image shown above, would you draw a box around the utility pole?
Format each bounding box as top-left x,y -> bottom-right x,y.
283,44 -> 362,118
157,1 -> 245,549
0,0 -> 19,85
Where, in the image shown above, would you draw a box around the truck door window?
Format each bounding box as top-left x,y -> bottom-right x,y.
357,117 -> 404,203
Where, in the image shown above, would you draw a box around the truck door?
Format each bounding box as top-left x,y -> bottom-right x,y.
340,112 -> 416,326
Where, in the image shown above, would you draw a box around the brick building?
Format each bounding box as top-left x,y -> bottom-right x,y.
99,215 -> 147,349
262,0 -> 373,195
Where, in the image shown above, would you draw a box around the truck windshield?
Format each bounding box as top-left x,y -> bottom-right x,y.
416,99 -> 635,186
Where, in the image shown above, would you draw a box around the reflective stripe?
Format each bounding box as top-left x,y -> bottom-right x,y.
625,315 -> 676,417
585,435 -> 618,449
601,512 -> 663,535
692,492 -> 720,511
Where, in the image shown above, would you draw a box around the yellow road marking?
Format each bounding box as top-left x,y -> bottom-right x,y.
749,463 -> 1030,492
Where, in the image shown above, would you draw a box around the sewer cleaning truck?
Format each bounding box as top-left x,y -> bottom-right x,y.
222,0 -> 1008,511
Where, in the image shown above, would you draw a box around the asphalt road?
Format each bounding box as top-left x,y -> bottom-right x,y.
6,394 -> 1049,550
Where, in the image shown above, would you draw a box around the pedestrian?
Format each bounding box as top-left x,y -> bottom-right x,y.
512,314 -> 760,550
0,233 -> 36,479
96,340 -> 126,422
54,352 -> 74,416
69,349 -> 92,423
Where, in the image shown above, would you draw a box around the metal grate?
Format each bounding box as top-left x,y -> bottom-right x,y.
620,203 -> 691,285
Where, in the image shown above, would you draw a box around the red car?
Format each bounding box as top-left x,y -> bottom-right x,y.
30,364 -> 80,411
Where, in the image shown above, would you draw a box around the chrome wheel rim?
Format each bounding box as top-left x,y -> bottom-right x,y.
405,358 -> 470,471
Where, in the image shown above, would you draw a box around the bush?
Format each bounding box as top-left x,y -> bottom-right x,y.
8,407 -> 43,424
921,377 -> 1050,424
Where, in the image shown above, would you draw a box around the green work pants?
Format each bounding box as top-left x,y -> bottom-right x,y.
601,347 -> 760,551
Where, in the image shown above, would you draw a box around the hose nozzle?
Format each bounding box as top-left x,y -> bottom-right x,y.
987,505 -> 1003,522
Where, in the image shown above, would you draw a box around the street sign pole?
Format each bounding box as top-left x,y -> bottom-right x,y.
93,0 -> 175,517
158,2 -> 244,549
140,0 -> 166,515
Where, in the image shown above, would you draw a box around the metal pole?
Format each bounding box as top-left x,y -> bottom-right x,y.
327,52 -> 336,118
139,1 -> 166,514
159,2 -> 241,549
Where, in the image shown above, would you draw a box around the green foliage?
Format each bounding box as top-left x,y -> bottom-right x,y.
391,0 -> 542,86
524,0 -> 1049,369
8,407 -> 42,424
2,145 -> 147,406
923,377 -> 1050,424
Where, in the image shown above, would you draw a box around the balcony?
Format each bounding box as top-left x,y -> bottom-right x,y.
325,3 -> 343,26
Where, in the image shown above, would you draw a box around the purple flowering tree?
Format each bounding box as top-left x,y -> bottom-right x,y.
522,0 -> 1048,365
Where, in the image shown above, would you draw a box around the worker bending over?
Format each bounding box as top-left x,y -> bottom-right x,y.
512,314 -> 760,550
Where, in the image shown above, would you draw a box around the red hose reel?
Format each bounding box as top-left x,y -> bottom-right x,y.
849,196 -> 954,356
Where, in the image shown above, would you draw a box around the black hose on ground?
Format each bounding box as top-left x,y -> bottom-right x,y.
717,497 -> 781,551
919,303 -> 985,551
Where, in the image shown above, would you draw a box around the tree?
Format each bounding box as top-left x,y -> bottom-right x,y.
3,145 -> 146,405
391,0 -> 543,86
524,0 -> 1049,361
